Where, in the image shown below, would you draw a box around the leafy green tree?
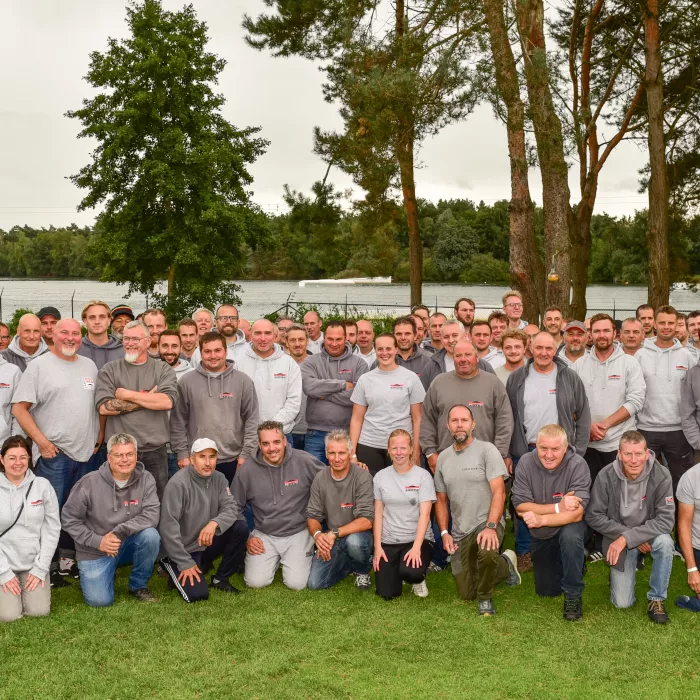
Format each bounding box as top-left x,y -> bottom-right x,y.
67,0 -> 268,318
461,253 -> 510,284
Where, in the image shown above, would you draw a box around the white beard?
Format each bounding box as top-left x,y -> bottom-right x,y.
61,346 -> 77,358
125,351 -> 140,363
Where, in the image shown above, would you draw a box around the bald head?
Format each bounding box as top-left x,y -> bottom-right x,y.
17,314 -> 42,355
53,318 -> 83,360
454,338 -> 479,378
251,319 -> 276,357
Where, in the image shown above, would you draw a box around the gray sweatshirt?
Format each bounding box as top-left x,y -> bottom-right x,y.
61,462 -> 160,561
158,465 -> 239,571
95,356 -> 179,452
420,348 -> 494,390
0,471 -> 60,584
506,357 -> 591,458
511,447 -> 591,540
370,343 -> 433,377
231,446 -> 325,537
306,464 -> 374,530
585,453 -> 674,571
302,342 -> 369,431
420,370 -> 514,459
169,360 -> 259,462
681,363 -> 700,449
1,335 -> 49,372
77,334 -> 125,370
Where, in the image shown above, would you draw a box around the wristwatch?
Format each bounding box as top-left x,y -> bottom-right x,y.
486,521 -> 497,530
331,528 -> 340,538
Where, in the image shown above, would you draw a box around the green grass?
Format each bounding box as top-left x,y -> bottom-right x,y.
2,539 -> 699,700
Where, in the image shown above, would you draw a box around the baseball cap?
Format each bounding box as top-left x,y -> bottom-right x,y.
564,320 -> 586,333
37,306 -> 61,320
111,304 -> 134,320
191,438 -> 218,454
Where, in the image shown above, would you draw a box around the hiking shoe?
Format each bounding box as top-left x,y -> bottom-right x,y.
564,597 -> 583,621
211,577 -> 241,594
354,573 -> 372,590
412,580 -> 429,598
50,570 -> 71,589
129,587 -> 157,603
647,599 -> 669,624
516,553 -> 533,573
478,599 -> 495,616
587,550 -> 604,564
427,561 -> 444,573
501,549 -> 521,587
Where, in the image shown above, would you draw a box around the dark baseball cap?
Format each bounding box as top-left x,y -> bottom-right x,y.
37,306 -> 61,320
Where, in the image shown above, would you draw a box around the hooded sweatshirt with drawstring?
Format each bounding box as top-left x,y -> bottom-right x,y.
169,360 -> 259,463
231,445 -> 325,537
635,337 -> 697,432
234,343 -> 302,435
0,354 -> 21,441
1,335 -> 49,373
61,461 -> 160,561
302,342 -> 369,431
573,343 -> 646,452
0,470 -> 60,585
586,451 -> 674,571
77,334 -> 124,370
190,329 -> 246,366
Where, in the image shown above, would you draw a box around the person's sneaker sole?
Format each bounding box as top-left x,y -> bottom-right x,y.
501,549 -> 521,587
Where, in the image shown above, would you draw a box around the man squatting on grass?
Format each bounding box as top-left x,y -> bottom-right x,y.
5,295 -> 700,623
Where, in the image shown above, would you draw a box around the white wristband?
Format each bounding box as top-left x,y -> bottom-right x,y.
440,529 -> 449,537
688,566 -> 698,573
313,530 -> 322,539
555,503 -> 560,514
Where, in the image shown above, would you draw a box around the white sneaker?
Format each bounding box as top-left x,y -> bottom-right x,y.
354,573 -> 372,590
412,580 -> 429,598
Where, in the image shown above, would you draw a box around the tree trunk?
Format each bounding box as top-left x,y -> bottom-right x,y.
516,0 -> 573,316
570,181 -> 595,320
483,0 -> 545,325
642,0 -> 669,307
168,262 -> 176,298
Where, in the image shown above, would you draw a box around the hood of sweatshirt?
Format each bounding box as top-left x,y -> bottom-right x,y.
243,343 -> 286,390
174,358 -> 192,375
228,329 -> 246,347
612,450 -> 655,521
532,444 -> 577,482
320,342 -> 355,363
7,334 -> 48,360
81,334 -> 123,352
97,460 -> 147,515
250,444 -> 293,504
194,358 -> 237,397
0,469 -> 36,527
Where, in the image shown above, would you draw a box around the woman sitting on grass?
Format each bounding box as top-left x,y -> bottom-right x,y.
0,435 -> 60,622
372,429 -> 435,599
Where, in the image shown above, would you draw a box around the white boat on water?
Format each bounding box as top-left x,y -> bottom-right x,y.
298,276 -> 392,287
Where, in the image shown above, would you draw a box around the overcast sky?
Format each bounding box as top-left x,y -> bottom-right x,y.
0,0 -> 651,232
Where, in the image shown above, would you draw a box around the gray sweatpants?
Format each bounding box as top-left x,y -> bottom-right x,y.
244,529 -> 314,591
0,572 -> 51,623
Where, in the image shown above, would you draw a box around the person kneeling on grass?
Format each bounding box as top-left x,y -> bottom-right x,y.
677,461 -> 700,612
586,431 -> 674,624
306,430 -> 374,590
435,405 -> 520,616
512,424 -> 590,621
158,439 -> 248,602
61,433 -> 160,607
373,429 -> 436,599
232,421 -> 325,591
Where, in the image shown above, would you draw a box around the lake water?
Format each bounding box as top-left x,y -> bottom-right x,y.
0,278 -> 697,322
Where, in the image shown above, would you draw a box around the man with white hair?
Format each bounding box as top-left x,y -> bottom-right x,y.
12,318 -> 100,586
192,308 -> 215,338
95,320 -> 178,500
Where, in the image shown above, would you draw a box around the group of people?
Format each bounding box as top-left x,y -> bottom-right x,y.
2,293 -> 700,625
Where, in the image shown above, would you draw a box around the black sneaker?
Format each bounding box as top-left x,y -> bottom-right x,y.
50,570 -> 71,588
68,562 -> 80,579
211,577 -> 241,594
637,555 -> 645,571
564,597 -> 583,621
478,599 -> 496,616
647,599 -> 669,624
129,587 -> 157,603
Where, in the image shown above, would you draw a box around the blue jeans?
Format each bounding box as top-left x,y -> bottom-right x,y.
513,448 -> 535,555
530,522 -> 586,599
77,528 -> 161,607
610,534 -> 674,608
167,453 -> 179,480
307,531 -> 373,590
305,430 -> 329,465
87,445 -> 107,474
291,433 -> 306,451
36,452 -> 92,510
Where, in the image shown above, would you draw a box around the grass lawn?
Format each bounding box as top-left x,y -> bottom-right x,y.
2,539 -> 699,700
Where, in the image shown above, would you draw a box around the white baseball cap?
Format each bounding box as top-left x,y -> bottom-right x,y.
191,438 -> 219,454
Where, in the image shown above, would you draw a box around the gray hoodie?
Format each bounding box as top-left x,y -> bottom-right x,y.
169,360 -> 259,462
231,445 -> 325,537
681,363 -> 700,449
158,465 -> 239,571
419,348 -> 495,390
191,329 -> 246,366
0,470 -> 60,584
585,452 -> 674,571
511,446 -> 591,540
61,461 -> 160,561
1,335 -> 49,373
0,355 -> 21,441
77,334 -> 125,370
302,342 -> 369,431
370,343 -> 433,377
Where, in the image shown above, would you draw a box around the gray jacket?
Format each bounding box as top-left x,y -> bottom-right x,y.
506,357 -> 591,459
302,342 -> 369,431
77,334 -> 125,370
420,348 -> 494,390
681,363 -> 700,450
371,343 -> 433,377
585,453 -> 674,571
1,335 -> 49,373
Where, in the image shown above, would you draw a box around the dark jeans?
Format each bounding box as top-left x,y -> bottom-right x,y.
291,433 -> 306,451
375,540 -> 434,600
308,531 -> 373,590
167,453 -> 179,480
87,445 -> 107,474
216,460 -> 238,485
512,448 -> 536,555
304,429 -> 328,465
451,524 -> 508,601
583,447 -> 618,551
138,445 -> 168,501
530,521 -> 586,599
357,443 -> 392,477
160,520 -> 248,603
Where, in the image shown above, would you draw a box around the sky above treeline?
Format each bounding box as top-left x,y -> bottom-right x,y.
0,0 -> 651,232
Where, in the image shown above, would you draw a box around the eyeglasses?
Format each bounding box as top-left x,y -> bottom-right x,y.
0,335 -> 9,341
110,452 -> 136,461
216,316 -> 238,322
123,336 -> 147,345
505,303 -> 523,309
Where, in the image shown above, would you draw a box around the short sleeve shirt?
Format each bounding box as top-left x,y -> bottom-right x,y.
677,464 -> 700,550
523,365 -> 558,444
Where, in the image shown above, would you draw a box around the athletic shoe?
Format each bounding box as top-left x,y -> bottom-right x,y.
50,570 -> 70,588
501,549 -> 521,587
637,555 -> 645,571
564,597 -> 583,621
478,599 -> 495,616
647,599 -> 669,624
211,577 -> 241,594
674,547 -> 686,562
427,561 -> 444,573
516,553 -> 533,573
354,573 -> 372,590
412,580 -> 429,598
587,550 -> 604,564
129,587 -> 157,603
